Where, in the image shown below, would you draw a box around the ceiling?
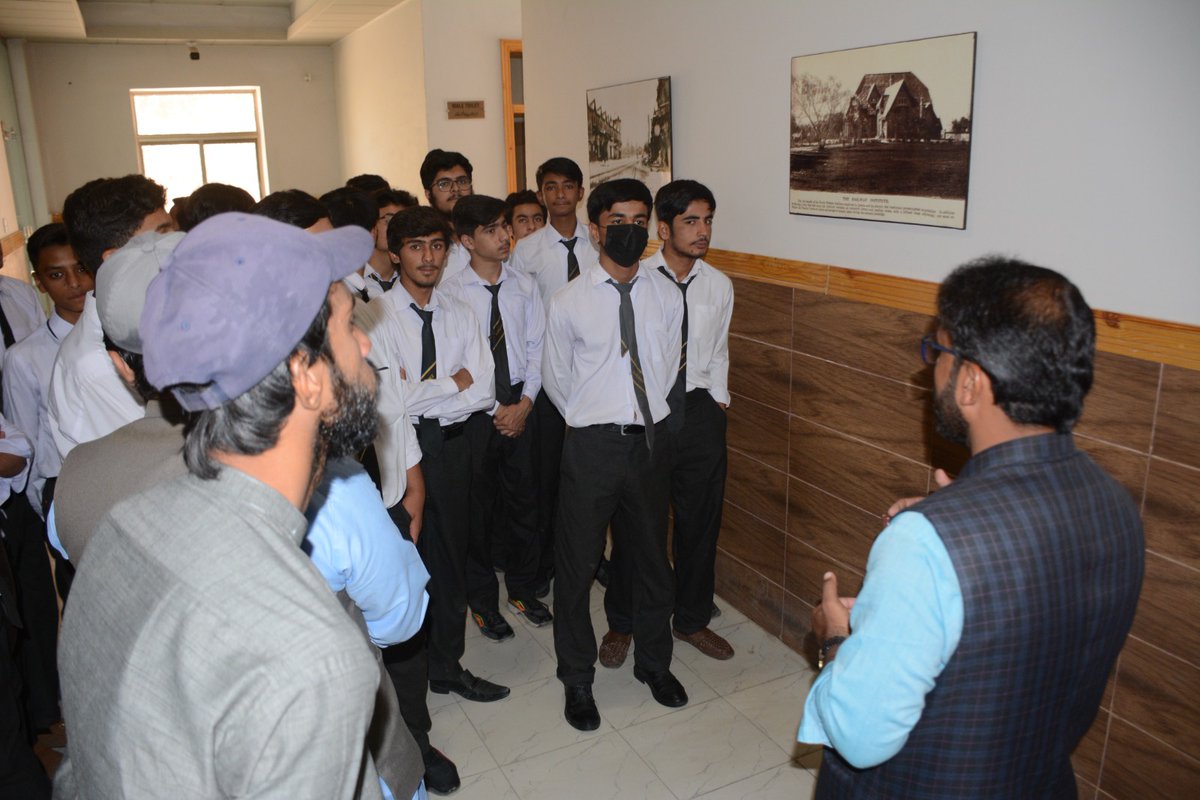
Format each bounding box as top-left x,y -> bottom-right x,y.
0,0 -> 407,45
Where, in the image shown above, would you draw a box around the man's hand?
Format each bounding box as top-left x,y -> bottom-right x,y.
493,397 -> 533,438
451,368 -> 473,392
811,571 -> 854,642
884,468 -> 953,523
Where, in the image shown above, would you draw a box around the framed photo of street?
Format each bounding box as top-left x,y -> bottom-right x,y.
789,32 -> 976,229
586,77 -> 672,195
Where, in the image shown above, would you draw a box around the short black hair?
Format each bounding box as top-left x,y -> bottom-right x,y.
387,206 -> 452,253
319,187 -> 376,232
419,149 -> 473,190
26,222 -> 71,268
937,256 -> 1096,433
183,299 -> 332,480
251,190 -> 329,229
345,174 -> 390,196
504,190 -> 545,225
536,157 -> 583,188
375,188 -> 420,210
655,179 -> 716,227
586,178 -> 652,224
62,175 -> 167,271
178,183 -> 256,232
452,194 -> 508,238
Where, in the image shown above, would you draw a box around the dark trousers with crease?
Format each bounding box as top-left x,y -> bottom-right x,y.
553,422 -> 673,687
413,428 -> 472,683
464,408 -> 540,610
607,390 -> 727,635
532,392 -> 565,586
380,502 -> 433,759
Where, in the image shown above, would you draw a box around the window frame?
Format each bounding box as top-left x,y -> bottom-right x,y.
500,39 -> 525,193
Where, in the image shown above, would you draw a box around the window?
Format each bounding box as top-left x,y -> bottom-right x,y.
130,87 -> 269,203
500,40 -> 525,192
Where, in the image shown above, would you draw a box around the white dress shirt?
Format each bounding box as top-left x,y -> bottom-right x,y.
439,262 -> 545,413
0,275 -> 46,365
645,251 -> 734,406
47,293 -> 145,461
2,311 -> 73,515
509,219 -> 599,305
440,241 -> 470,283
542,262 -> 683,428
0,411 -> 32,506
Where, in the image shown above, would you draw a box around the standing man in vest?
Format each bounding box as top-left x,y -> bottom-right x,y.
510,157 -> 599,598
542,179 -> 685,730
600,180 -> 735,668
800,257 -> 1144,797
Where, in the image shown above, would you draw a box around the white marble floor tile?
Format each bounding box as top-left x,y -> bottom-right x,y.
428,702 -> 498,778
503,731 -> 676,800
460,676 -> 610,766
723,670 -> 817,760
675,621 -> 808,696
593,657 -> 718,731
425,685 -> 459,711
446,766 -> 521,800
621,697 -> 791,799
709,595 -> 749,632
694,763 -> 817,800
460,619 -> 559,692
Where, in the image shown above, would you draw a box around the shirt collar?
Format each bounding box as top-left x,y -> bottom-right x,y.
959,433 -> 1077,480
209,465 -> 309,547
645,249 -> 705,283
391,281 -> 441,313
462,261 -> 512,287
48,310 -> 75,340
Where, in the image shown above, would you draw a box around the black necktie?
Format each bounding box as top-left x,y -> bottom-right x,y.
371,274 -> 397,292
0,301 -> 15,349
658,266 -> 690,433
486,283 -> 512,405
561,238 -> 580,282
411,303 -> 441,455
608,278 -> 653,452
356,285 -> 370,303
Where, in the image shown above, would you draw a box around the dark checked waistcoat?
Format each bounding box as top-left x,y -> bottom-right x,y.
817,434 -> 1143,800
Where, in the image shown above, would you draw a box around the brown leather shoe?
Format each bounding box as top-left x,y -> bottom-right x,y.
598,630 -> 631,668
673,627 -> 734,660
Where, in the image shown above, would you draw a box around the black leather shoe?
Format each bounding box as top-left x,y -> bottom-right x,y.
422,746 -> 460,795
634,667 -> 688,708
429,670 -> 510,702
564,684 -> 601,731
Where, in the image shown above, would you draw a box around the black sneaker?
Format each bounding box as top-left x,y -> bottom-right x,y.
507,597 -> 553,627
471,609 -> 515,642
423,747 -> 460,795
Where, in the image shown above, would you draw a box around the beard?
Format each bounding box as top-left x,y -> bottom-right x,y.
933,378 -> 968,447
320,365 -> 380,460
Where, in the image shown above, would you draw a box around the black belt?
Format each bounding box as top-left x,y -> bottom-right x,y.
584,423 -> 647,436
413,418 -> 467,440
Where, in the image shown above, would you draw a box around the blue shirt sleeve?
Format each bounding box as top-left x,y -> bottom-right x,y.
304,458 -> 430,647
47,502 -> 68,560
797,511 -> 963,768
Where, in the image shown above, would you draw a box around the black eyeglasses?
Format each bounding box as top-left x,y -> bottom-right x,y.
432,176 -> 472,192
919,336 -> 964,366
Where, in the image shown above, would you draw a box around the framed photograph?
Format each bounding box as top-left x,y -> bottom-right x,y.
789,32 -> 976,229
586,77 -> 672,194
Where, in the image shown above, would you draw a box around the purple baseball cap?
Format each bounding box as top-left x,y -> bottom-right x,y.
139,212 -> 372,411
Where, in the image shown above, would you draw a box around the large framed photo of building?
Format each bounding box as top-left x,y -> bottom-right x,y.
586,77 -> 672,194
789,32 -> 976,229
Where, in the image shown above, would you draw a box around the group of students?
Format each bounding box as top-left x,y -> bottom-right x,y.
0,149 -> 735,798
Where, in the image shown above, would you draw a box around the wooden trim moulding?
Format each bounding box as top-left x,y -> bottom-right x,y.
1,230 -> 25,259
702,246 -> 1200,373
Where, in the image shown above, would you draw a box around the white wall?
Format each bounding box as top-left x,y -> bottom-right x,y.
333,0 -> 429,193
522,0 -> 1200,326
27,42 -> 341,209
420,0 -> 520,199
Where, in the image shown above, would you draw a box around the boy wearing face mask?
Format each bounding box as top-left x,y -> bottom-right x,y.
541,178 -> 685,732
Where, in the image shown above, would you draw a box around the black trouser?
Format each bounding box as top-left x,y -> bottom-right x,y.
464,406 -> 540,610
1,492 -> 60,730
532,393 -> 565,586
413,424 -> 472,683
380,503 -> 433,759
553,422 -> 673,687
607,390 -> 728,635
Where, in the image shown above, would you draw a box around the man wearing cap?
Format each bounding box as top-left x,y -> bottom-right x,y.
55,213 -> 388,799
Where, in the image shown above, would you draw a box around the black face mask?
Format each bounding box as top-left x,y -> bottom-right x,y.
602,224 -> 649,267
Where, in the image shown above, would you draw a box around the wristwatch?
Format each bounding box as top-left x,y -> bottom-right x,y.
818,635 -> 847,669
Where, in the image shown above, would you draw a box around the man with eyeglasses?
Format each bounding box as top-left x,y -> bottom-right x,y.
799,257 -> 1144,798
419,149 -> 474,283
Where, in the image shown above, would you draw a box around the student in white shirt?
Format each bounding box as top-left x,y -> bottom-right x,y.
542,178 -> 686,731
0,276 -> 45,371
419,149 -> 474,283
441,195 -> 550,639
365,189 -> 420,296
504,190 -> 546,244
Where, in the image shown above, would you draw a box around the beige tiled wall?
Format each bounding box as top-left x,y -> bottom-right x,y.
715,276 -> 1200,799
